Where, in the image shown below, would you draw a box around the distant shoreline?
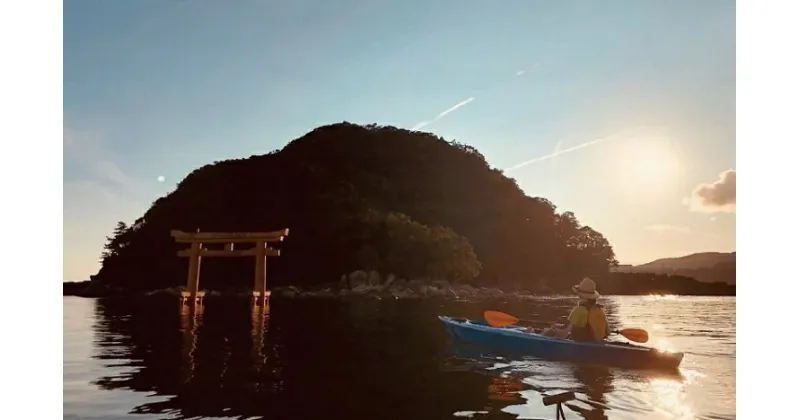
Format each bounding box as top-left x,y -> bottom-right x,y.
63,276 -> 735,299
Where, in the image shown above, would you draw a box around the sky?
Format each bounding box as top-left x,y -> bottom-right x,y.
63,0 -> 736,281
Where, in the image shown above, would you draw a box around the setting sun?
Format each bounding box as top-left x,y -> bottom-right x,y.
614,137 -> 683,195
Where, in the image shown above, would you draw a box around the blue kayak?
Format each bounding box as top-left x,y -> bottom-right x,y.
438,316 -> 684,370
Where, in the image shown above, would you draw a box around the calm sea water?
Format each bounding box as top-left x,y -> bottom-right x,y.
63,295 -> 735,420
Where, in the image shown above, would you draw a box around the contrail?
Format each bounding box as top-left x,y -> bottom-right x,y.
504,134 -> 618,172
412,97 -> 475,130
516,62 -> 540,77
411,63 -> 542,131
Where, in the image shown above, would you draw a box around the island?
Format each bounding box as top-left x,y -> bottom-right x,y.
64,123 -> 735,299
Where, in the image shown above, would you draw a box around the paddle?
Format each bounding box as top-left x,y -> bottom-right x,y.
483,310 -> 650,343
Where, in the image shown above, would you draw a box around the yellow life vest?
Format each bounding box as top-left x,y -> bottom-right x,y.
568,304 -> 608,342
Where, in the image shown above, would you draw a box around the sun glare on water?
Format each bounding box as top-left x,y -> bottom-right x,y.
645,294 -> 679,301
649,378 -> 695,420
655,339 -> 677,353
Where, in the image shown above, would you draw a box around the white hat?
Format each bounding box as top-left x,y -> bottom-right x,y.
572,277 -> 600,299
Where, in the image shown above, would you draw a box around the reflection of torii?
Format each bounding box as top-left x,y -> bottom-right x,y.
250,303 -> 285,393
251,304 -> 269,372
179,303 -> 204,385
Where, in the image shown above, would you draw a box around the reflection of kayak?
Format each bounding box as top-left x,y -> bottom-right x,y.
438,316 -> 684,370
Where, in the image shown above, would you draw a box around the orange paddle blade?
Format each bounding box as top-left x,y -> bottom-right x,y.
484,310 -> 520,327
618,328 -> 649,343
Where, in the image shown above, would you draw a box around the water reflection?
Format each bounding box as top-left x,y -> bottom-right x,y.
569,365 -> 614,419
88,298 -> 494,419
649,378 -> 694,420
441,338 -> 692,420
443,341 -> 614,419
75,296 -> 734,420
91,298 -> 286,418
179,303 -> 202,385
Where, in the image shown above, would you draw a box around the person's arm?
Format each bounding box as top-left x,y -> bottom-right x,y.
547,315 -> 568,329
556,311 -> 578,333
540,315 -> 570,338
565,315 -> 575,330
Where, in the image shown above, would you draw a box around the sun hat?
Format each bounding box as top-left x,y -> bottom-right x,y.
572,277 -> 600,299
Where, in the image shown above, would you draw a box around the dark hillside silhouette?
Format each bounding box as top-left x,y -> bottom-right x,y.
613,252 -> 736,285
92,123 -> 617,293
636,252 -> 735,271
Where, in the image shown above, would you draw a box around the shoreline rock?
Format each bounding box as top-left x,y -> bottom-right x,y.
270,270 -> 537,300
63,269 -> 736,299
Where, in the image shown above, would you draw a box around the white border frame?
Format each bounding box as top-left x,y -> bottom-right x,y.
0,1 -> 793,418
0,1 -> 64,418
737,0 -> 799,418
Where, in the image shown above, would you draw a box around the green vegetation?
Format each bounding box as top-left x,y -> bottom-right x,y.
90,123 -> 620,293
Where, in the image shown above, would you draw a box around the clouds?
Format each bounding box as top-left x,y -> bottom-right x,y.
92,160 -> 139,190
643,224 -> 719,240
64,125 -> 144,199
63,123 -> 153,233
412,97 -> 475,131
644,224 -> 693,234
685,169 -> 736,213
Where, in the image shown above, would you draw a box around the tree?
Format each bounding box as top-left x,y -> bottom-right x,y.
356,210 -> 481,281
100,221 -> 132,262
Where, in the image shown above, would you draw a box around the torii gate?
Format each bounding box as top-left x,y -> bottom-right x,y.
171,228 -> 289,305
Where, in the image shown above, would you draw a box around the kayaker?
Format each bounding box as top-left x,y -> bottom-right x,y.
541,277 -> 609,342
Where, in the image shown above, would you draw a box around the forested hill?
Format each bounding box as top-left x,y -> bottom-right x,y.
94,123 -> 617,292
614,252 -> 736,285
